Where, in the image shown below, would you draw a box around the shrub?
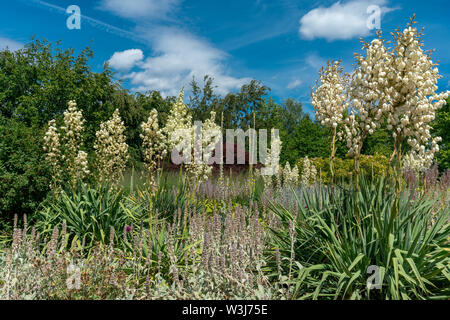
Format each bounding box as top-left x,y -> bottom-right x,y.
269,178 -> 450,299
35,183 -> 137,247
297,154 -> 389,184
0,117 -> 51,225
132,172 -> 202,223
0,225 -> 130,300
1,203 -> 286,300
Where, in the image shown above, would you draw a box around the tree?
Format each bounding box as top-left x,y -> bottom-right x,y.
213,80 -> 270,129
362,127 -> 394,158
432,97 -> 450,170
187,76 -> 309,166
189,75 -> 219,122
0,39 -> 117,127
281,98 -> 305,133
0,117 -> 51,223
116,89 -> 174,164
285,116 -> 330,165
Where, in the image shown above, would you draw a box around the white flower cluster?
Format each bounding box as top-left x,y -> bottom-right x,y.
187,111 -> 222,184
164,89 -> 222,185
301,157 -> 317,186
344,37 -> 390,156
141,109 -> 167,192
402,151 -> 427,173
312,60 -> 349,130
282,162 -> 299,187
259,170 -> 271,189
44,101 -> 89,190
261,130 -> 282,188
61,101 -> 85,152
312,60 -> 349,183
94,109 -> 129,184
74,150 -> 89,180
141,109 -> 167,176
43,119 -> 62,190
164,89 -> 192,152
202,111 -> 222,166
384,25 -> 448,169
342,22 -> 449,169
61,101 -> 89,186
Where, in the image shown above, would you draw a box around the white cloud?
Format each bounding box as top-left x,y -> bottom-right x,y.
287,79 -> 302,89
101,1 -> 249,96
112,29 -> 250,96
299,0 -> 392,41
305,53 -> 326,70
0,37 -> 23,51
108,49 -> 144,71
99,0 -> 180,19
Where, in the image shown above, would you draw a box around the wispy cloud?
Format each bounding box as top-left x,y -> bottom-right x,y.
220,18 -> 297,52
0,37 -> 23,51
286,79 -> 302,89
99,0 -> 251,96
19,0 -> 146,43
305,52 -> 326,70
259,52 -> 328,104
98,0 -> 181,20
299,0 -> 394,41
112,28 -> 251,96
95,0 -> 252,95
218,0 -> 302,51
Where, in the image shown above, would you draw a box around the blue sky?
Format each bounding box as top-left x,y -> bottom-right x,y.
1,0 -> 449,113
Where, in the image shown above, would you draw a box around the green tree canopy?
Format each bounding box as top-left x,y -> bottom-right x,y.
432,97 -> 450,170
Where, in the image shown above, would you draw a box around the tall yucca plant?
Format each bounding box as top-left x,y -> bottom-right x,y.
269,177 -> 450,300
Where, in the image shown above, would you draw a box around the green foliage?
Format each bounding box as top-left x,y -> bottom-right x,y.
358,154 -> 390,177
0,235 -> 130,299
35,183 -> 136,247
117,90 -> 174,165
0,38 -> 176,167
269,178 -> 450,299
122,213 -> 193,282
362,128 -> 394,158
432,97 -> 450,170
189,75 -> 220,122
0,117 -> 51,223
297,154 -> 389,184
0,39 -> 116,127
138,176 -> 200,223
284,117 -> 331,165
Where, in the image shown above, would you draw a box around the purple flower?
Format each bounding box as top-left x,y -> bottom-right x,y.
125,225 -> 132,233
